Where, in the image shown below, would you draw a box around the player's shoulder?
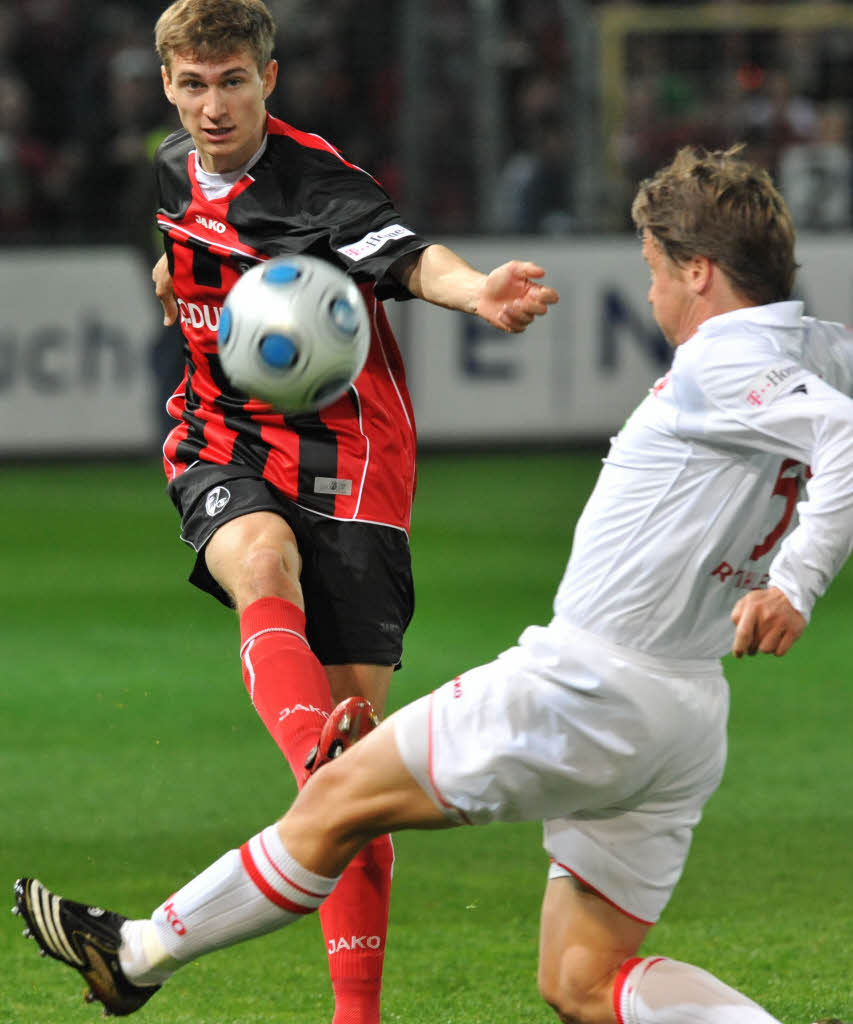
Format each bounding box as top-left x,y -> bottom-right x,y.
680,304 -> 803,374
154,129 -> 193,211
671,305 -> 805,409
154,128 -> 194,171
264,116 -> 378,183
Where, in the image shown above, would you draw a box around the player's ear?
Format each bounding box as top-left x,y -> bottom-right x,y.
161,65 -> 177,105
688,254 -> 713,294
263,59 -> 278,99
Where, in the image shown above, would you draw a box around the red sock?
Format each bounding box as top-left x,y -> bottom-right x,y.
239,597 -> 391,1024
320,834 -> 394,1024
239,596 -> 332,785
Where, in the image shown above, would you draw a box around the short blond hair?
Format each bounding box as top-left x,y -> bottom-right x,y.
631,145 -> 798,305
155,0 -> 276,74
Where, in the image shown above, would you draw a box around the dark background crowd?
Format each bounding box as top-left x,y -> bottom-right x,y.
2,0 -> 853,250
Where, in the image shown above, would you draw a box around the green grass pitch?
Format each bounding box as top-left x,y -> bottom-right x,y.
1,452 -> 851,1023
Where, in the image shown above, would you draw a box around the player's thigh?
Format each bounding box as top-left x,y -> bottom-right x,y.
324,663 -> 393,716
537,875 -> 649,1023
205,510 -> 302,608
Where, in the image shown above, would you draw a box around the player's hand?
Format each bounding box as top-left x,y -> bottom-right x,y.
152,253 -> 178,326
730,587 -> 805,658
476,261 -> 559,333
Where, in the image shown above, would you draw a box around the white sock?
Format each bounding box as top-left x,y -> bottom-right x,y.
118,826 -> 339,982
118,919 -> 179,986
615,957 -> 783,1024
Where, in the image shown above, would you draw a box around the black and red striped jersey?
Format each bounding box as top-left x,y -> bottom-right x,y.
154,113 -> 430,532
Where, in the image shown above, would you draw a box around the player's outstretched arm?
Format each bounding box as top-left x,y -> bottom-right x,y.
152,252 -> 178,326
730,586 -> 806,658
395,243 -> 559,333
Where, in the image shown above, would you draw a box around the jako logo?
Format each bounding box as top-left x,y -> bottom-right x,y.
205,486 -> 231,516
162,901 -> 187,936
195,214 -> 227,234
277,702 -> 328,723
328,935 -> 382,954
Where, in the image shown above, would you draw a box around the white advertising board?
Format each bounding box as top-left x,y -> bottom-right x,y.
1,238 -> 851,454
0,248 -> 161,455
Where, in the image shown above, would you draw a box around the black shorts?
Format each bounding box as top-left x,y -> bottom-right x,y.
168,463 -> 414,667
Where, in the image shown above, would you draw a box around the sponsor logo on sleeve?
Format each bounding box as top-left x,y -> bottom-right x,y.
336,224 -> 415,262
744,363 -> 809,407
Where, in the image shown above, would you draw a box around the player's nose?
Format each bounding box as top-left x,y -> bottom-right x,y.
203,89 -> 228,119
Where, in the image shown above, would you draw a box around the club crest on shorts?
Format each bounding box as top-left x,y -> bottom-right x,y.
205,486 -> 231,516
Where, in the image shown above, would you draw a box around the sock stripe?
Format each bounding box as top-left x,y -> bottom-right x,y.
257,831 -> 329,902
239,843 -> 314,916
613,957 -> 667,1024
240,627 -> 310,661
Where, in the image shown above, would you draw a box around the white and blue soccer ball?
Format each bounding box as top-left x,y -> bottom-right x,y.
218,255 -> 370,413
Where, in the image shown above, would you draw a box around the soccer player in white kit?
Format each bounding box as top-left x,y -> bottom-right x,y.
16,146 -> 853,1024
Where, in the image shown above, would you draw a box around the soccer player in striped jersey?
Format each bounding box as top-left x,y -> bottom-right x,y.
142,2 -> 556,1023
16,146 -> 852,1024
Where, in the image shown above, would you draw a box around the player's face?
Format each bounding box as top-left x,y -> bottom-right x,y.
162,49 -> 278,174
642,230 -> 694,347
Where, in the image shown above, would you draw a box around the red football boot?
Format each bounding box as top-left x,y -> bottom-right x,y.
304,696 -> 380,775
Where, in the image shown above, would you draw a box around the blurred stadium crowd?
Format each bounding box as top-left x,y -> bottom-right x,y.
2,0 -> 853,246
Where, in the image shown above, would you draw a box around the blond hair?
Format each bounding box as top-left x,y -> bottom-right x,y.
631,145 -> 798,305
155,0 -> 276,74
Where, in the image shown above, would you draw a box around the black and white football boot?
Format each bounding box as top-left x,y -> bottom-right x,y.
13,877 -> 160,1017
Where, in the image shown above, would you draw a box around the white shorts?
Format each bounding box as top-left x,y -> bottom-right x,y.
392,621 -> 729,924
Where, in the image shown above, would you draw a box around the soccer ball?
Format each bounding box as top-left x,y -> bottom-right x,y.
217,255 -> 370,413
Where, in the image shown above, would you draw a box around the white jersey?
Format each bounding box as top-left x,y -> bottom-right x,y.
553,301 -> 853,660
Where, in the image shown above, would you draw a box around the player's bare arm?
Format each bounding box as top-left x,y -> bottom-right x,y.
393,243 -> 559,333
730,586 -> 806,658
152,252 -> 178,326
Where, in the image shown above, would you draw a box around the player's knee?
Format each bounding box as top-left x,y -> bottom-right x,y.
241,541 -> 301,598
538,950 -> 613,1024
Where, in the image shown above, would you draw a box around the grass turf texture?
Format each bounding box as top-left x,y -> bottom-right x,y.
1,452 -> 850,1024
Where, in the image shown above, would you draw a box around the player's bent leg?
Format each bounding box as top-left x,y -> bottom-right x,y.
538,879 -> 790,1024
537,877 -> 788,1024
537,875 -> 649,1024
